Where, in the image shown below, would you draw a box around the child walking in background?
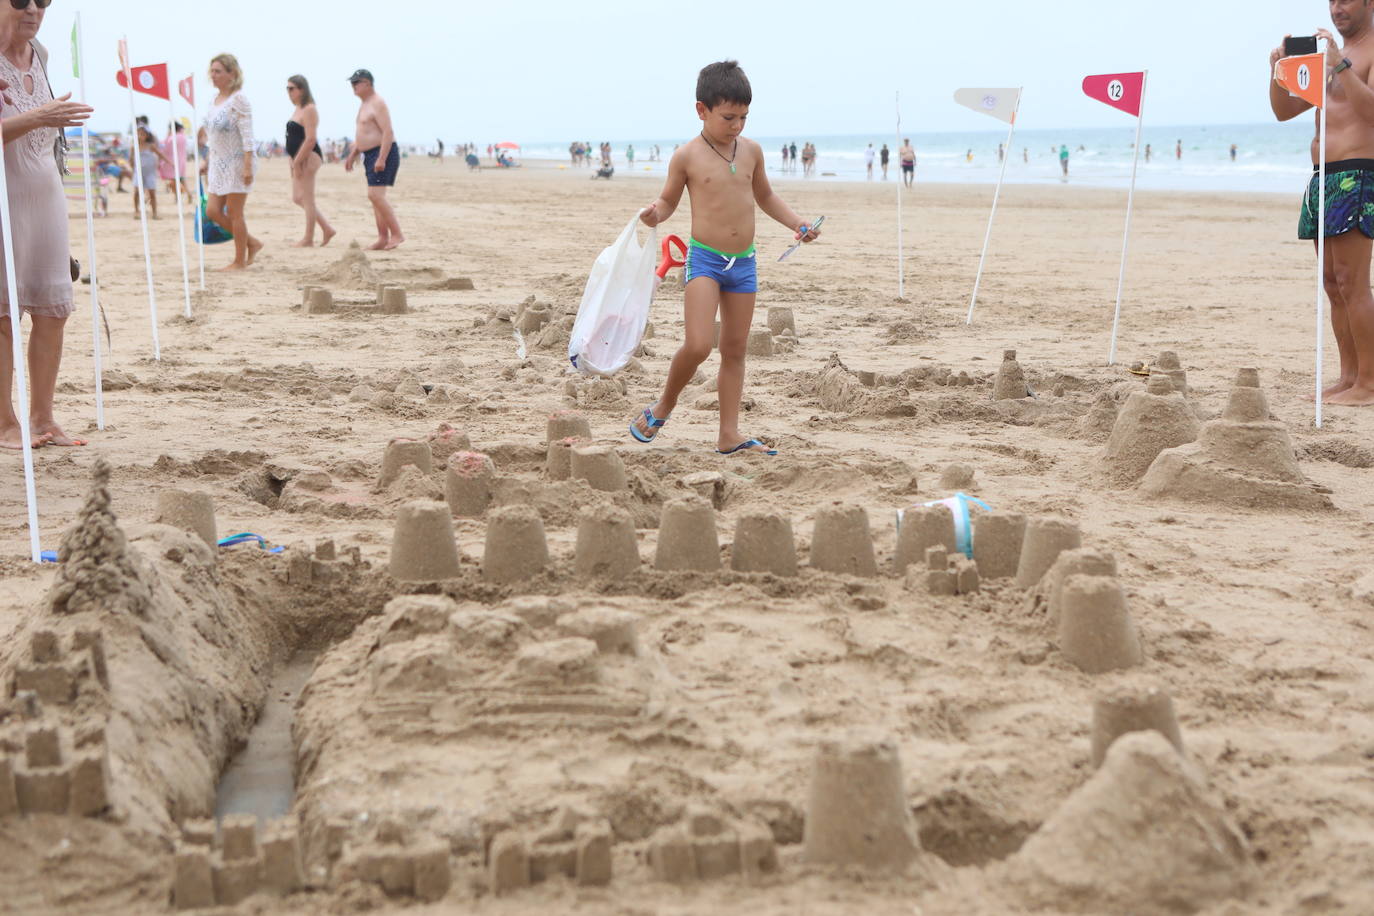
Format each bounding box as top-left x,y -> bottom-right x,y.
629,60 -> 819,456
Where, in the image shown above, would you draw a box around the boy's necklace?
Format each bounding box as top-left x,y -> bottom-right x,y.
700,131 -> 737,174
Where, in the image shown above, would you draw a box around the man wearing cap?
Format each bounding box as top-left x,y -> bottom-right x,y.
343,69 -> 404,249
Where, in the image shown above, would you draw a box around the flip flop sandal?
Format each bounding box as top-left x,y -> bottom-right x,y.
717,438 -> 777,456
629,405 -> 669,443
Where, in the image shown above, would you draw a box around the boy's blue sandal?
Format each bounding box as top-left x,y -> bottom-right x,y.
629,406 -> 668,443
717,439 -> 777,456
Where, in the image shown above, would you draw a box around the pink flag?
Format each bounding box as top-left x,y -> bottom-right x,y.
116,62 -> 170,100
1082,72 -> 1145,117
178,75 -> 194,106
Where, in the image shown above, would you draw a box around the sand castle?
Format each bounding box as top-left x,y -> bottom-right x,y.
574,503 -> 640,579
1091,682 -> 1184,768
1014,516 -> 1082,587
939,462 -> 976,490
10,628 -> 108,704
746,328 -> 774,356
482,505 -> 552,584
993,349 -> 1030,399
1153,349 -> 1188,395
973,511 -> 1026,579
47,459 -> 152,618
655,497 -> 721,572
924,546 -> 980,595
767,306 -> 796,336
445,451 -> 496,517
893,505 -> 956,575
333,824 -> 451,901
1056,575 -> 1143,674
306,288 -> 334,315
376,438 -> 434,490
1102,374 -> 1200,484
544,436 -> 586,481
174,815 -> 307,908
489,809 -> 614,894
546,410 -> 592,443
802,736 -> 922,870
810,503 -> 878,577
378,286 -> 409,315
730,511 -> 799,577
1041,547 -> 1119,627
1140,369 -> 1332,510
389,501 -> 463,582
0,724 -> 110,818
426,423 -> 471,462
570,444 -> 629,492
647,807 -> 779,884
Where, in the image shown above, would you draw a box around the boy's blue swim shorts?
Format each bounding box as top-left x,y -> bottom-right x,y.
685,238 -> 758,294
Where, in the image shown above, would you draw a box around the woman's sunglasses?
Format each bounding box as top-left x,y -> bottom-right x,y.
10,0 -> 54,10
286,85 -> 299,92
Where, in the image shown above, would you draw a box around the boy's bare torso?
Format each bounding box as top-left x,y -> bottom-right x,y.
355,96 -> 386,150
681,135 -> 761,253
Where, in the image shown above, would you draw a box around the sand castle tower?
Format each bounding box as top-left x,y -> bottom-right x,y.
570,445 -> 628,492
1057,575 -> 1143,674
655,496 -> 721,572
802,736 -> 922,871
1153,350 -> 1187,395
972,511 -> 1026,579
730,512 -> 799,577
993,349 -> 1029,400
389,501 -> 463,582
1042,548 -> 1119,628
377,438 -> 434,490
427,424 -> 472,462
1091,681 -> 1184,768
574,503 -> 640,579
47,458 -> 152,617
445,452 -> 496,517
1101,374 -> 1200,485
155,490 -> 218,549
810,503 -> 878,577
482,505 -> 552,584
1140,369 -> 1332,510
546,410 -> 593,443
892,506 -> 956,575
1014,517 -> 1082,587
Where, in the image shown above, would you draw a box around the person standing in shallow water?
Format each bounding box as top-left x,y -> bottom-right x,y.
285,74 -> 335,248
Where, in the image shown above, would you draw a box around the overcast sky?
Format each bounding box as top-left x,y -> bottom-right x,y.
35,0 -> 1336,144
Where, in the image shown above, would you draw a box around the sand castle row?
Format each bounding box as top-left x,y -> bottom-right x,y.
0,723 -> 110,819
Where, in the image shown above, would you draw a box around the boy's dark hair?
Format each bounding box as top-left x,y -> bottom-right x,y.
696,60 -> 752,109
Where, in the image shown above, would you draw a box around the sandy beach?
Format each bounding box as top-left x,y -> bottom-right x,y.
1,156 -> 1372,914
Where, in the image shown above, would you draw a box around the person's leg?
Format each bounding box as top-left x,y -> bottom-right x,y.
369,186 -> 404,250
715,290 -> 768,452
28,315 -> 79,445
1326,230 -> 1374,405
148,189 -> 158,220
305,154 -> 335,246
206,192 -> 232,234
290,163 -> 312,246
366,185 -> 390,250
1317,238 -> 1356,398
219,193 -> 261,269
0,316 -> 54,449
630,278 -> 720,439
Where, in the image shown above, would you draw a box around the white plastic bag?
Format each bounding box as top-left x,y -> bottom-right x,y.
569,216 -> 658,376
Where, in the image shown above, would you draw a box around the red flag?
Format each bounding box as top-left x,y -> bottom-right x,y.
178,75 -> 194,107
117,39 -> 127,72
1082,71 -> 1146,117
1274,54 -> 1325,109
116,62 -> 170,100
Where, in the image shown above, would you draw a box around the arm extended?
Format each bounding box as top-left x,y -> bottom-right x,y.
2,93 -> 91,144
750,144 -> 814,238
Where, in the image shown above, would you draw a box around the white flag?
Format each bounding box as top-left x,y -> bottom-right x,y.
953,88 -> 1020,124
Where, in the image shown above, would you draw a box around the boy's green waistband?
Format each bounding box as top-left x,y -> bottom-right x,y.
689,237 -> 756,259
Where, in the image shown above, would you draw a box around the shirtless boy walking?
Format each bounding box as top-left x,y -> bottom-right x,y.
1274,0 -> 1374,404
629,60 -> 819,455
343,69 -> 404,250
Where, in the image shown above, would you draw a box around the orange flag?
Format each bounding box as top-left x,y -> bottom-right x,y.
1274,53 -> 1325,108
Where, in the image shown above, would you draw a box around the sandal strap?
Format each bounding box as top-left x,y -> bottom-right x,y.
643,407 -> 667,428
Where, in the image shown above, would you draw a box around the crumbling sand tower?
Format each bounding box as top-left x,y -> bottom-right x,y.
1057,574 -> 1143,674
1154,350 -> 1187,395
993,349 -> 1029,399
394,376 -> 426,398
973,511 -> 1026,579
47,458 -> 152,618
802,736 -> 921,871
545,436 -> 586,481
1091,682 -> 1184,768
445,451 -> 496,517
1102,374 -> 1200,484
655,496 -> 721,572
1042,548 -> 1119,628
767,306 -> 796,336
482,505 -> 552,584
546,410 -> 592,443
938,462 -> 975,490
810,503 -> 878,577
300,285 -> 320,308
154,490 -> 218,548
389,501 -> 463,582
426,423 -> 472,462
571,445 -> 628,492
893,505 -> 957,575
574,503 -> 640,579
1014,516 -> 1082,587
730,511 -> 799,577
377,438 -> 434,490
746,328 -> 774,356
1004,732 -> 1253,913
646,808 -> 779,884
1140,369 -> 1332,510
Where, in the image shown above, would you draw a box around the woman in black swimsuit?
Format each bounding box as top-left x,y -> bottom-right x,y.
286,74 -> 334,247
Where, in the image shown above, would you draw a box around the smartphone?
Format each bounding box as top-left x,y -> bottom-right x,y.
1285,35 -> 1318,56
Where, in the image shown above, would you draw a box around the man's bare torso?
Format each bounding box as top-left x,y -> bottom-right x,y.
1315,33 -> 1374,161
682,135 -> 759,253
356,96 -> 385,150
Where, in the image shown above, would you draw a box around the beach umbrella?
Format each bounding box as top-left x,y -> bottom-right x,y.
495,141 -> 520,149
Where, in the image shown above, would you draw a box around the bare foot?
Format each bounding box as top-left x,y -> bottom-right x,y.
33,422 -> 86,447
1327,384 -> 1374,406
1,426 -> 53,450
291,239 -> 315,248
1308,379 -> 1354,402
246,238 -> 264,264
216,262 -> 247,272
367,238 -> 389,251
321,227 -> 337,247
382,235 -> 406,250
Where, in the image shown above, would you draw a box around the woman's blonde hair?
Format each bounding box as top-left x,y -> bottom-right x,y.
210,53 -> 243,93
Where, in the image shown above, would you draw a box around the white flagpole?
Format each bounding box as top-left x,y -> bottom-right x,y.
169,94 -> 192,318
967,88 -> 1021,325
186,78 -> 205,290
1316,53 -> 1328,428
122,38 -> 160,360
896,90 -> 904,299
1107,71 -> 1147,365
75,13 -> 104,430
0,132 -> 43,562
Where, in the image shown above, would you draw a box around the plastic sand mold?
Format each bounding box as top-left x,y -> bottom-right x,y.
895,492 -> 991,558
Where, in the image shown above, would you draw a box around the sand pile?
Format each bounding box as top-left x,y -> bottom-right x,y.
816,358 -> 914,417
1101,374 -> 1200,484
1140,369 -> 1334,510
1001,732 -> 1254,914
314,241 -> 381,289
992,350 -> 1030,399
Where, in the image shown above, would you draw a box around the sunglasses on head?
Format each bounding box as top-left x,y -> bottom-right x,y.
10,0 -> 53,9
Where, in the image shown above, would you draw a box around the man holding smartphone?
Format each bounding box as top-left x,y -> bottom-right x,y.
1273,0 -> 1374,406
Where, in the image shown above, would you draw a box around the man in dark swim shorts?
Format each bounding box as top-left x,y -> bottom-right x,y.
1273,1 -> 1374,406
343,68 -> 405,249
362,144 -> 400,188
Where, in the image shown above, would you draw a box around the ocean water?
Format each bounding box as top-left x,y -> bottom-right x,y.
520,121 -> 1322,194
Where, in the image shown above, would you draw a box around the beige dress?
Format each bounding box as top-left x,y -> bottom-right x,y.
0,40 -> 73,319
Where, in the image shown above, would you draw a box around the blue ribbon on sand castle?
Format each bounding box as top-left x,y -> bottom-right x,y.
895,492 -> 991,559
